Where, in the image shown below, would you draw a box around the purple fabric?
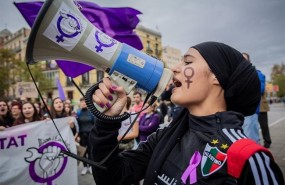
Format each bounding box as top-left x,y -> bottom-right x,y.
139,113 -> 160,141
56,77 -> 66,100
181,151 -> 202,184
14,1 -> 143,78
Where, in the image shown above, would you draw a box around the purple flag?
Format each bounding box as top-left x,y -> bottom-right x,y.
56,77 -> 66,100
14,1 -> 143,78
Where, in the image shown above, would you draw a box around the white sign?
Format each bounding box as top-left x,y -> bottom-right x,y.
43,2 -> 87,51
0,118 -> 78,185
83,27 -> 119,61
15,82 -> 39,98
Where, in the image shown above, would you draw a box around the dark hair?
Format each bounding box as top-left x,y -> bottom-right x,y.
11,101 -> 22,109
126,97 -> 132,110
0,100 -> 13,127
13,102 -> 41,126
133,91 -> 142,97
50,97 -> 67,118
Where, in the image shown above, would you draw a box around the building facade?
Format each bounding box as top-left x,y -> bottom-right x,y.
2,27 -> 30,61
135,25 -> 162,60
161,46 -> 182,69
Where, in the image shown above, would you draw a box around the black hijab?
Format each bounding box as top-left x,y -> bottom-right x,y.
192,42 -> 261,116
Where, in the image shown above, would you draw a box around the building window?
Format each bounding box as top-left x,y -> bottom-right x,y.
43,70 -> 58,87
66,76 -> 73,86
67,91 -> 73,100
147,40 -> 150,49
97,70 -> 104,82
82,72 -> 89,85
155,43 -> 159,56
47,92 -> 53,99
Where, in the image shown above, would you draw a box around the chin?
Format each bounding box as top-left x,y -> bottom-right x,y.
170,95 -> 181,105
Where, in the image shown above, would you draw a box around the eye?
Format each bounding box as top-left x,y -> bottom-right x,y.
184,60 -> 192,65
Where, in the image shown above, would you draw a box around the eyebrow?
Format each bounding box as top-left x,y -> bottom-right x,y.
183,54 -> 195,59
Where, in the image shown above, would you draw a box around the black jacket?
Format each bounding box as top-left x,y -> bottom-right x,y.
89,109 -> 284,185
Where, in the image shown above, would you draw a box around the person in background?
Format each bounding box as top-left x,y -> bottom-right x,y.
34,102 -> 44,118
64,101 -> 79,138
259,92 -> 272,148
41,97 -> 50,118
241,52 -> 263,143
11,101 -> 22,120
50,97 -> 79,137
77,97 -> 95,175
130,91 -> 144,115
157,99 -> 168,124
50,97 -> 67,119
0,100 -> 14,131
13,102 -> 42,126
130,91 -> 145,148
89,42 -> 284,184
64,99 -> 74,112
138,101 -> 160,142
64,101 -> 76,117
118,96 -> 139,151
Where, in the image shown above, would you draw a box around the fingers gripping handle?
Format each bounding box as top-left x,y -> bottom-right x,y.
85,74 -> 132,122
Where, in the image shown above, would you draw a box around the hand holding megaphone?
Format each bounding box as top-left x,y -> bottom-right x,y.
92,77 -> 127,117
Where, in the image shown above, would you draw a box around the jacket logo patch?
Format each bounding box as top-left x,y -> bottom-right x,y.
201,143 -> 227,176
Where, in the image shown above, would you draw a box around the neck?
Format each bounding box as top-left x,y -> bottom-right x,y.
188,88 -> 226,116
25,117 -> 33,122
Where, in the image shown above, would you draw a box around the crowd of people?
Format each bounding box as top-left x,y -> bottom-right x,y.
0,92 -> 176,176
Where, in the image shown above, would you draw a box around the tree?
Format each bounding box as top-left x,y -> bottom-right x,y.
0,48 -> 52,99
271,63 -> 285,97
0,49 -> 16,97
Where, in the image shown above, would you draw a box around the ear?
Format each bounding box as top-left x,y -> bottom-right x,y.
210,73 -> 220,85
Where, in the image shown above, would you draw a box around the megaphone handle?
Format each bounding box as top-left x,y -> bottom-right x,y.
85,80 -> 130,122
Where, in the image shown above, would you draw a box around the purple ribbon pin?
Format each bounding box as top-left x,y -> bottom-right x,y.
181,151 -> 202,184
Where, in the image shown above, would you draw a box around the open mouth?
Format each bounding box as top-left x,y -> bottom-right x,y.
173,78 -> 182,87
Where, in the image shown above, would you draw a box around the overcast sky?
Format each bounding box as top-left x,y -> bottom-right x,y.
1,0 -> 284,80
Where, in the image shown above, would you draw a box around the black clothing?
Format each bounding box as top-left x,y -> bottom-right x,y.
90,109 -> 284,185
79,132 -> 91,167
0,115 -> 14,128
258,112 -> 272,148
193,42 -> 261,116
77,108 -> 95,167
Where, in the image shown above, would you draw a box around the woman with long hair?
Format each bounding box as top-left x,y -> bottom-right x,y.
13,102 -> 41,126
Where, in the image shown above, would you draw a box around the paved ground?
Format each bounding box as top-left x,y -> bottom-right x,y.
266,103 -> 285,176
78,103 -> 285,184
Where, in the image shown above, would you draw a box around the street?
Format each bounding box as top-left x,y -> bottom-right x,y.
78,103 -> 285,185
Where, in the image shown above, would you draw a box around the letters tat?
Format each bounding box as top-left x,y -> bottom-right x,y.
0,134 -> 27,149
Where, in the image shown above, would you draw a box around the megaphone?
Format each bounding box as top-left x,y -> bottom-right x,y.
26,0 -> 173,116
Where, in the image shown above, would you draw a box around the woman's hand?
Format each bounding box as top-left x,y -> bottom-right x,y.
68,118 -> 75,128
0,126 -> 6,131
93,77 -> 127,116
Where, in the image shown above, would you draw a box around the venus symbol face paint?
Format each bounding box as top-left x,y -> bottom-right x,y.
183,67 -> 195,89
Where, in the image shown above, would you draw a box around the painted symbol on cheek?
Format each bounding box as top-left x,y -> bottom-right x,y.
184,67 -> 195,88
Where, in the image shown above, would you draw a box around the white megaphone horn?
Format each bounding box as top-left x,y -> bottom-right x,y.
26,0 -> 173,120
